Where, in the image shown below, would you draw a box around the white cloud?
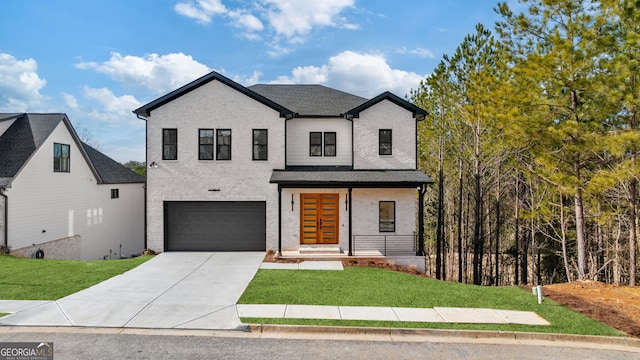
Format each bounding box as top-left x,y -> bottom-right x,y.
397,46 -> 435,58
76,52 -> 211,95
411,48 -> 435,58
174,0 -> 227,24
263,0 -> 357,39
228,10 -> 264,32
173,0 -> 357,54
233,71 -> 263,86
273,51 -> 424,98
62,93 -> 78,109
0,53 -> 48,112
83,87 -> 141,119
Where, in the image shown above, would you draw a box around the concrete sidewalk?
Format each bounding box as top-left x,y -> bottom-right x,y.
260,261 -> 344,270
237,304 -> 550,325
0,259 -> 550,329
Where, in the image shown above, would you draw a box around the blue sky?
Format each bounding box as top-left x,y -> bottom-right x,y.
0,0 -> 505,162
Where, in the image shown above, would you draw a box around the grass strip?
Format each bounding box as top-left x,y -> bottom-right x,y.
0,254 -> 151,300
238,267 -> 623,336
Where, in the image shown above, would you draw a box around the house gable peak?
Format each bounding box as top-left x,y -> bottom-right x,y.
133,71 -> 293,118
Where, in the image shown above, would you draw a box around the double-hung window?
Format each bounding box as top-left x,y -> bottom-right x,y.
310,131 -> 336,157
216,129 -> 231,160
310,132 -> 323,157
53,143 -> 70,172
162,129 -> 178,160
199,129 -> 214,160
253,129 -> 268,160
379,129 -> 392,155
324,132 -> 336,157
379,201 -> 395,232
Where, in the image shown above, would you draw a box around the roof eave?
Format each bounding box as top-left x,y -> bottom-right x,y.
133,71 -> 293,118
347,91 -> 428,120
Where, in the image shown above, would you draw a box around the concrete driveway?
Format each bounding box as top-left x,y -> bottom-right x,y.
0,252 -> 264,330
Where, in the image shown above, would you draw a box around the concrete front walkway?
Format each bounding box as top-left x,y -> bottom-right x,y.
0,252 -> 265,330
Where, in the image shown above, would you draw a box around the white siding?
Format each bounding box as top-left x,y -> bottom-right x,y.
6,122 -> 145,259
353,100 -> 417,170
286,118 -> 352,166
146,79 -> 285,252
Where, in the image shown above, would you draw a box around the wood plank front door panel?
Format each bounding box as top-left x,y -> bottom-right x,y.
300,193 -> 339,244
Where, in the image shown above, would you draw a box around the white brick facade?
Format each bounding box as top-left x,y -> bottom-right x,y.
145,80 -> 285,252
354,100 -> 417,170
137,72 -> 429,255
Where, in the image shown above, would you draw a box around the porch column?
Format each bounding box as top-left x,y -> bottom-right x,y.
348,187 -> 353,256
278,185 -> 282,256
418,184 -> 426,256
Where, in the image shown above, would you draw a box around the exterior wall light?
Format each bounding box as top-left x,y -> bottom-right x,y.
148,162 -> 159,168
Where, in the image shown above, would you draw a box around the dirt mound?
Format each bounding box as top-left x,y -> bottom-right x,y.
544,281 -> 640,337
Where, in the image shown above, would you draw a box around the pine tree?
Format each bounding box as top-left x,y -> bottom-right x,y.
496,0 -> 607,280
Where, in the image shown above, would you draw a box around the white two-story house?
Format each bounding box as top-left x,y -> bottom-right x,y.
0,113 -> 145,260
134,71 -> 431,261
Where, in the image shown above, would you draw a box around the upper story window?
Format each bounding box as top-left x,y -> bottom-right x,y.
53,143 -> 70,172
216,129 -> 231,160
163,129 -> 177,160
379,129 -> 392,155
253,129 -> 268,161
379,201 -> 395,232
111,189 -> 119,199
310,131 -> 336,157
324,132 -> 336,157
310,132 -> 322,157
199,129 -> 214,160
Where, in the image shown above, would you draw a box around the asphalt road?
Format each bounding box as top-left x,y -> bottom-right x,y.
1,328 -> 638,360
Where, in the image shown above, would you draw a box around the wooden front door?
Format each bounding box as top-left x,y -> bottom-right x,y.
300,193 -> 339,244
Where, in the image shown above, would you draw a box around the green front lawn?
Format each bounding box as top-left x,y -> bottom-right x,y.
0,254 -> 151,300
239,267 -> 623,336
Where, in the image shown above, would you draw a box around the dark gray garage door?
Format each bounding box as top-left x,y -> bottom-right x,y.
165,201 -> 266,251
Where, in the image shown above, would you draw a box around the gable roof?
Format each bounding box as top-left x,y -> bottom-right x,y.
248,84 -> 367,117
0,113 -> 143,188
133,71 -> 292,118
346,91 -> 427,120
133,70 -> 427,120
0,113 -> 64,187
82,143 -> 145,184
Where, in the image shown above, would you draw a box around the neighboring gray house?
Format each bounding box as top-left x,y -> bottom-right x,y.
0,113 -> 145,260
134,71 -> 431,260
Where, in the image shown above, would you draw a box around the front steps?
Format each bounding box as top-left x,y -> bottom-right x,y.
298,245 -> 342,255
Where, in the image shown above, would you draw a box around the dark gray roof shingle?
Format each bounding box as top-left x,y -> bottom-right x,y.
0,113 -> 63,187
270,169 -> 433,186
247,84 -> 368,116
0,113 -> 143,188
82,143 -> 145,184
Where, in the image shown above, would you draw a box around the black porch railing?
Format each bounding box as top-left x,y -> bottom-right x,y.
352,234 -> 417,256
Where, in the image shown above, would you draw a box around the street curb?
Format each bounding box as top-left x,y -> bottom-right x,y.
248,324 -> 640,348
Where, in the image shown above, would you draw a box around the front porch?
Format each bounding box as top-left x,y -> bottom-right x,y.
270,169 -> 433,260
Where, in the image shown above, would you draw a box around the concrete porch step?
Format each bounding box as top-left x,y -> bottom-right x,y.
298,245 -> 342,255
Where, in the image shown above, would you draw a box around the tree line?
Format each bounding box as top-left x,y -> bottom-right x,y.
411,0 -> 639,286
